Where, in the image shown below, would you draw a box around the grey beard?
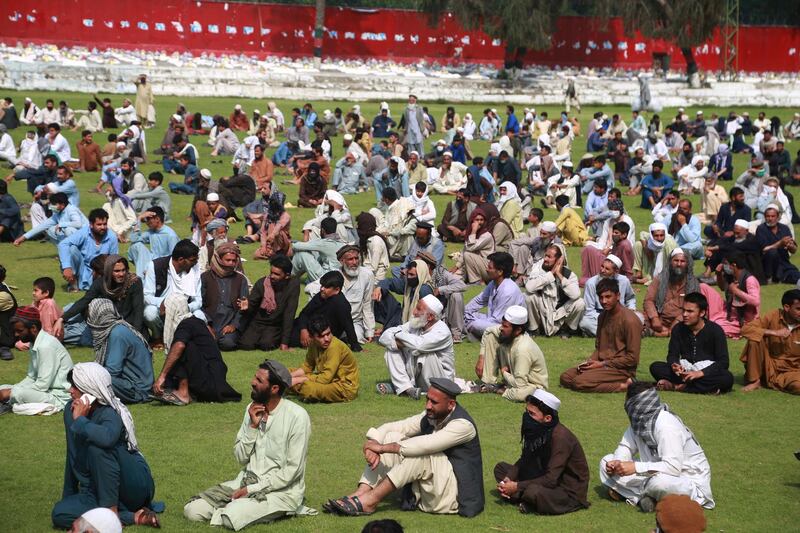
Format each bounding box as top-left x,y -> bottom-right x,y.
669,268 -> 686,283
408,315 -> 427,329
343,266 -> 360,277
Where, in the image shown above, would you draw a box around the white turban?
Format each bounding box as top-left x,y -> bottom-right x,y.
671,247 -> 686,258
649,222 -> 667,234
503,305 -> 528,325
421,294 -> 443,317
734,219 -> 750,229
541,221 -> 557,233
206,192 -> 219,202
533,389 -> 561,412
606,254 -> 623,269
80,508 -> 122,533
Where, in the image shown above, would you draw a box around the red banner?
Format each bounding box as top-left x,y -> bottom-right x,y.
2,1 -> 799,72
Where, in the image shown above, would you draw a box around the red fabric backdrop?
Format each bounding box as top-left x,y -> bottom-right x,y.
2,1 -> 799,72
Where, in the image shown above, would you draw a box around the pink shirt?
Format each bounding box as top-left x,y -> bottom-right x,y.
34,298 -> 63,339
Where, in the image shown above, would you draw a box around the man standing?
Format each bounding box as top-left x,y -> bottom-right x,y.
650,292 -> 734,394
86,299 -> 153,404
134,74 -> 154,126
739,288 -> 800,394
580,255 -> 638,337
377,295 -> 455,400
494,390 -> 590,515
57,208 -> 119,291
184,360 -> 313,530
0,306 -> 73,415
475,306 -> 548,401
127,206 -> 178,275
560,278 -> 640,393
464,252 -> 525,339
600,382 -> 715,512
238,255 -> 300,351
325,378 -> 484,517
399,94 -> 426,156
524,244 -> 584,337
289,315 -> 359,403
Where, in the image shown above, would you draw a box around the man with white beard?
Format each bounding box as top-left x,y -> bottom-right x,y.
336,245 -> 376,345
376,295 -> 455,400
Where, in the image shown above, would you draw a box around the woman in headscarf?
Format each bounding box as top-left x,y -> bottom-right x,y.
496,181 -> 523,236
57,256 -> 145,343
200,242 -> 249,351
253,186 -> 291,260
458,205 -> 496,283
356,212 -> 390,285
85,299 -> 153,403
297,161 -> 327,208
51,362 -> 162,530
102,176 -> 137,242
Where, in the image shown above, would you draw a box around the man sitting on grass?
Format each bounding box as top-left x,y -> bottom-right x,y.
289,315 -> 359,403
324,378 -> 484,518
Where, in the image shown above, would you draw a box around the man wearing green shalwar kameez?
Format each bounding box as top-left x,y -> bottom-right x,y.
184,360 -> 314,531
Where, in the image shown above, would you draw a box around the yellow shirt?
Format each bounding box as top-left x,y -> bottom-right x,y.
555,206 -> 588,246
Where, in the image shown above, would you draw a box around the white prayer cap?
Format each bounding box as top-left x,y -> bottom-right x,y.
490,142 -> 501,154
24,97 -> 32,103
696,110 -> 704,115
734,219 -> 750,229
436,139 -> 447,146
409,150 -> 420,157
540,221 -> 557,233
491,108 -> 497,114
172,113 -> 182,122
254,109 -> 261,114
671,247 -> 686,258
649,222 -> 667,233
116,141 -> 126,148
421,294 -> 443,316
443,151 -> 453,158
380,101 -> 389,110
200,168 -> 212,179
81,508 -> 122,533
532,389 -> 561,412
678,107 -> 685,112
206,192 -> 219,202
562,161 -> 574,168
234,104 -> 242,111
343,133 -> 354,141
606,254 -> 623,269
503,305 -> 528,325
764,202 -> 782,214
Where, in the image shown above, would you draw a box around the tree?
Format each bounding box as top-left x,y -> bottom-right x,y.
593,0 -> 727,76
417,0 -> 570,68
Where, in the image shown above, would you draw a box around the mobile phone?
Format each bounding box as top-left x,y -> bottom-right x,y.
80,393 -> 97,406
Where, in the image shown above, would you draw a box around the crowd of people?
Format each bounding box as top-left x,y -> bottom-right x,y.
1,82 -> 799,532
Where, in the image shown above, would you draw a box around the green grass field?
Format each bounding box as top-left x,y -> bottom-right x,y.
0,90 -> 798,532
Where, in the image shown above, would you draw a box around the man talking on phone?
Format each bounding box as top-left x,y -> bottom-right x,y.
184,360 -> 313,530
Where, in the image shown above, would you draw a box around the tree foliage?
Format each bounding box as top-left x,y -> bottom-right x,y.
416,0 -> 571,51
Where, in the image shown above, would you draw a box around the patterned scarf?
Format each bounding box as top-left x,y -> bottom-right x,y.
209,242 -> 240,278
624,388 -> 667,454
87,298 -> 149,366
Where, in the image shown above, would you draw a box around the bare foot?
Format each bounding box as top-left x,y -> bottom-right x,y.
617,378 -> 633,392
742,381 -> 761,392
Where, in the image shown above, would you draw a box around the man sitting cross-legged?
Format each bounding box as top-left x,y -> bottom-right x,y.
599,382 -> 715,513
151,313 -> 242,406
650,292 -> 734,394
324,378 -> 484,517
739,288 -> 800,394
376,295 -> 455,400
494,390 -> 590,515
0,306 -> 73,416
289,315 -> 360,403
184,360 -> 313,530
560,278 -> 640,393
474,305 -> 548,401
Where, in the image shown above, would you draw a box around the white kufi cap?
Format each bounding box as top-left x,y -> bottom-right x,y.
606,254 -> 623,269
532,389 -> 561,412
503,305 -> 528,325
421,295 -> 443,316
734,219 -> 750,229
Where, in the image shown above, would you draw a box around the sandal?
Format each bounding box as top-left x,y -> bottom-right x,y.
331,495 -> 374,516
134,508 -> 161,528
152,391 -> 188,406
376,382 -> 395,396
322,497 -> 349,514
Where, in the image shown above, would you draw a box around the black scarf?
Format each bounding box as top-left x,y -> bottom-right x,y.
518,411 -> 559,481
